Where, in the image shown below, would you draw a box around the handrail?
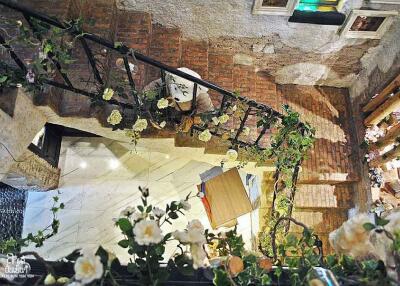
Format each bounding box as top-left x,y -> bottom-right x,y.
0,0 -> 283,119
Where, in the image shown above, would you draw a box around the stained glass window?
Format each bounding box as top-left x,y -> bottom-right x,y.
296,0 -> 340,12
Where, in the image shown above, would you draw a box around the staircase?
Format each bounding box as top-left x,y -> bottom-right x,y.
0,0 -> 361,253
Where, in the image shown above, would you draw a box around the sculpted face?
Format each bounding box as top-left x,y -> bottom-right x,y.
166,67 -> 208,103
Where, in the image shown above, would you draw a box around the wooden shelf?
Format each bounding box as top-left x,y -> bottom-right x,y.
370,122 -> 400,151
370,144 -> 400,167
364,91 -> 400,126
363,73 -> 400,113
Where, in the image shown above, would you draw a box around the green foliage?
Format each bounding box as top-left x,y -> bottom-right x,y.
114,187 -> 194,285
0,194 -> 63,254
257,105 -> 315,256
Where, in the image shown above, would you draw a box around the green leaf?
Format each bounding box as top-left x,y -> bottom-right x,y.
213,268 -> 230,286
117,218 -> 132,233
363,222 -> 376,231
376,217 -> 390,227
118,239 -> 130,248
155,244 -> 165,255
0,76 -> 7,83
127,262 -> 138,274
114,42 -> 123,48
168,212 -> 178,219
95,245 -> 109,265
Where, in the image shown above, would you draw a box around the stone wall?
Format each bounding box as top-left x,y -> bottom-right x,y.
0,89 -> 47,181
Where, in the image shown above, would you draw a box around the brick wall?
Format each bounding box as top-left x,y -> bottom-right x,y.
0,0 -> 360,253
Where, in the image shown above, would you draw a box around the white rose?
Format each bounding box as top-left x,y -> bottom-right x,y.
102,88 -> 114,101
44,274 -> 56,285
159,121 -> 166,128
329,213 -> 373,258
173,230 -> 190,243
107,110 -> 122,126
212,117 -> 220,125
157,98 -> 169,109
132,212 -> 146,222
180,200 -> 191,211
242,127 -> 250,136
226,149 -> 238,161
218,114 -> 229,124
16,20 -> 22,26
198,129 -> 212,142
153,207 -> 166,218
121,206 -> 135,217
74,253 -> 103,285
133,118 -> 148,132
133,220 -> 163,245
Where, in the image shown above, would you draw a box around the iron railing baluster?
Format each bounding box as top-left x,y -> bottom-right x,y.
79,37 -> 104,85
23,13 -> 73,88
123,56 -> 140,107
234,106 -> 251,142
255,124 -> 269,146
0,34 -> 27,72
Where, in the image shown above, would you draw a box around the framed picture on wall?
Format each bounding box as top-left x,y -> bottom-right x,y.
340,9 -> 398,39
252,0 -> 300,16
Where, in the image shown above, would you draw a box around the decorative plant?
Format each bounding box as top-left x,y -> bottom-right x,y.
0,194 -> 63,254
206,227 -> 273,286
257,105 -> 315,256
113,186 -> 207,285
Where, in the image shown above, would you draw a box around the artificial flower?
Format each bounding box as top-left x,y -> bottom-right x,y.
107,110 -> 122,126
228,256 -> 244,276
180,200 -> 191,211
132,211 -> 146,222
26,69 -> 35,83
16,83 -> 22,88
56,277 -> 70,284
159,121 -> 166,128
133,220 -> 163,245
218,114 -> 229,124
212,117 -> 220,125
102,88 -> 114,101
133,118 -> 148,132
16,20 -> 22,26
173,230 -> 189,242
152,207 -> 165,218
121,206 -> 135,217
242,127 -> 250,136
258,257 -> 272,272
226,149 -> 238,161
329,213 -> 374,258
74,253 -> 103,285
198,129 -> 212,142
44,274 -> 56,285
157,98 -> 169,109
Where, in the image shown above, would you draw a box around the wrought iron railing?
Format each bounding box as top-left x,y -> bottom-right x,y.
0,0 -> 311,251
